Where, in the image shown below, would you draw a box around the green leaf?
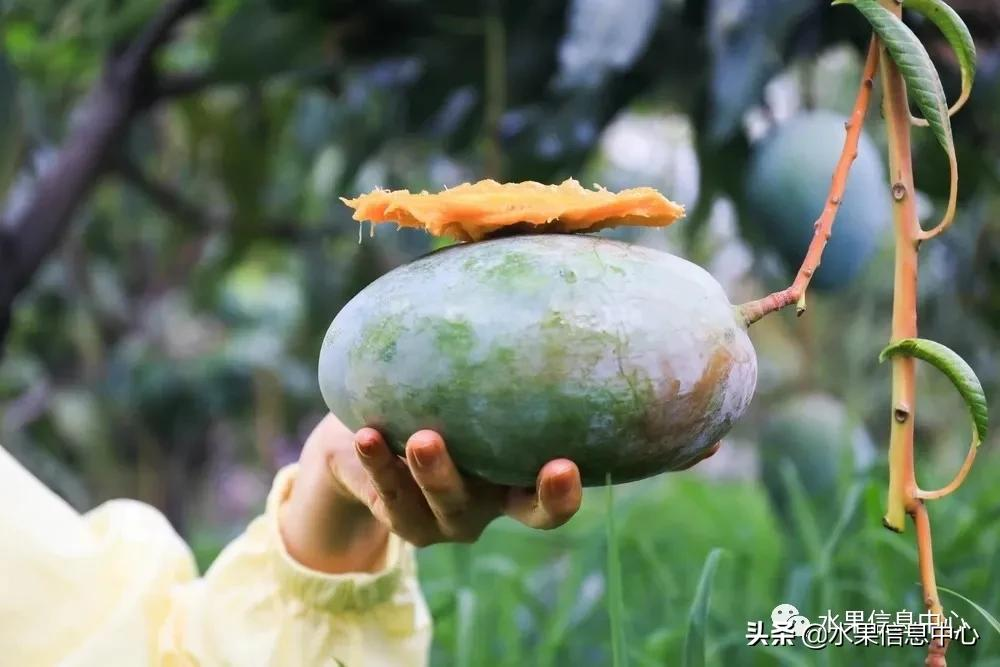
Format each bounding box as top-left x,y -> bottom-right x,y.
905,0 -> 976,118
879,338 -> 988,447
834,0 -> 953,165
835,0 -> 958,239
683,548 -> 725,667
938,586 -> 1000,637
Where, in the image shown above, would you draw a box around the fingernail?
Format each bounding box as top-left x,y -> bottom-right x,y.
542,476 -> 565,498
355,437 -> 376,458
544,467 -> 573,495
410,442 -> 436,469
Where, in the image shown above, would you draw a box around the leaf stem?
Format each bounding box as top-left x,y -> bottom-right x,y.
917,151 -> 958,241
916,438 -> 978,500
738,38 -> 879,327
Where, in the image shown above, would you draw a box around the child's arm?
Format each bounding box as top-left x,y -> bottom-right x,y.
280,413 -> 583,573
0,416 -> 582,667
163,414 -> 582,666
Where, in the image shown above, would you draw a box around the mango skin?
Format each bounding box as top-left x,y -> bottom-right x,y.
319,234 -> 757,486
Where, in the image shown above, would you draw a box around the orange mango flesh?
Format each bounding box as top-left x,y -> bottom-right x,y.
341,178 -> 685,242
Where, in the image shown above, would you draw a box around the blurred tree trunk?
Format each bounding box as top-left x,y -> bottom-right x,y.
0,0 -> 205,353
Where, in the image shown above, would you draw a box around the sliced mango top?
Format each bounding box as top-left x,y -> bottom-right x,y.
341,178 -> 685,242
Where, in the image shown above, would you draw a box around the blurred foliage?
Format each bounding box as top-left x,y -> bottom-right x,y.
2,0 -> 1000,664
419,450 -> 1000,666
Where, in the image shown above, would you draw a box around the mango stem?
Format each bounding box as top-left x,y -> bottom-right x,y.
738,38 -> 879,327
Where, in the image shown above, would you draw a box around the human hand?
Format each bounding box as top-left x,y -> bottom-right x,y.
279,414 -> 582,574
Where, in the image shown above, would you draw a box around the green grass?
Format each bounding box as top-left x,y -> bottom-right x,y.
606,477 -> 628,667
418,452 -> 1000,666
683,548 -> 725,667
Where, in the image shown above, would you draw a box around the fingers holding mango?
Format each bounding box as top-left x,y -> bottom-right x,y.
351,427 -> 581,546
504,459 -> 582,530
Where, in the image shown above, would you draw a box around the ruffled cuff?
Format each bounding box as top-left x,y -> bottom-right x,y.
266,464 -> 415,615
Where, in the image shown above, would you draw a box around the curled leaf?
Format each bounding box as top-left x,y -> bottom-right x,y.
905,0 -> 976,122
879,337 -> 988,447
834,0 -> 957,239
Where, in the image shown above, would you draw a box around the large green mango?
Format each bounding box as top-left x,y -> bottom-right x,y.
758,394 -> 875,528
319,234 -> 757,486
744,110 -> 890,289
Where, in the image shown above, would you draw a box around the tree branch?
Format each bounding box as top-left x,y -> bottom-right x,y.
116,0 -> 205,87
913,502 -> 948,665
0,0 -> 205,350
738,37 -> 880,327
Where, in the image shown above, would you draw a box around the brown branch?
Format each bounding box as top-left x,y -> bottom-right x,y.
913,502 -> 948,666
876,1 -> 951,662
0,86 -> 131,334
880,39 -> 923,536
0,0 -> 206,351
116,0 -> 205,88
738,37 -> 880,327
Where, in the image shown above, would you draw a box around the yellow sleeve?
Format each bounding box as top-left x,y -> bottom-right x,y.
0,445 -> 198,666
0,447 -> 432,667
160,464 -> 432,667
